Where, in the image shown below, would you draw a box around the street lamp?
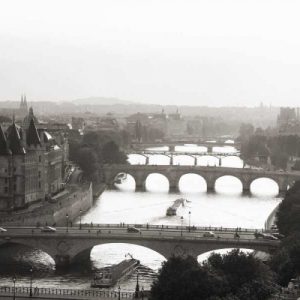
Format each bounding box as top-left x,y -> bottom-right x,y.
29,267 -> 33,297
180,216 -> 184,236
79,209 -> 82,230
188,211 -> 191,233
141,287 -> 144,300
118,286 -> 121,300
66,213 -> 69,232
135,271 -> 140,298
12,275 -> 16,300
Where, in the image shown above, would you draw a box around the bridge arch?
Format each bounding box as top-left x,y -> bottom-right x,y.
112,172 -> 136,191
250,177 -> 279,196
0,241 -> 56,267
214,175 -> 243,194
178,173 -> 207,193
127,154 -> 147,165
73,242 -> 167,267
173,155 -> 195,166
144,173 -> 170,192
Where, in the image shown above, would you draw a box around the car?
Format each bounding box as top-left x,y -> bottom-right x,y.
127,226 -> 140,233
203,231 -> 215,238
262,233 -> 278,240
0,227 -> 7,232
41,226 -> 56,233
271,232 -> 285,239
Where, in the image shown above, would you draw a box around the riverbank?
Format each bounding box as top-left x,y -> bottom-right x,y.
0,183 -> 93,226
92,182 -> 107,200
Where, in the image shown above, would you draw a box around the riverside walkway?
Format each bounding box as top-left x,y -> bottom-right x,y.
0,286 -> 145,300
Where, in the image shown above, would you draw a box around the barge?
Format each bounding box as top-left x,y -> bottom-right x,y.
166,198 -> 187,216
91,257 -> 140,288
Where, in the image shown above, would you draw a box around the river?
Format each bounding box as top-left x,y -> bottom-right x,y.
0,144 -> 281,292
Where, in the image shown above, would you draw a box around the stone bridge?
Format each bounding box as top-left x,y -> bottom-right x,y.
131,141 -> 241,152
128,151 -> 240,166
0,225 -> 279,268
103,165 -> 300,193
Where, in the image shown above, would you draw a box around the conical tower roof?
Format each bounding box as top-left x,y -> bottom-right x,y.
26,119 -> 41,147
7,123 -> 25,155
0,126 -> 11,155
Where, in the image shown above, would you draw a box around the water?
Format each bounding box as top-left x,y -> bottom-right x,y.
0,144 -> 281,292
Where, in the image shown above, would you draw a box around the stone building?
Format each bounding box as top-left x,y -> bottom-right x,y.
0,118 -> 66,212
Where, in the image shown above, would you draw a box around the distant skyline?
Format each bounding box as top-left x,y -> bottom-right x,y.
1,0 -> 300,107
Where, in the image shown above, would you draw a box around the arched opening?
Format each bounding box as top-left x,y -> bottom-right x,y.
0,242 -> 55,274
146,146 -> 168,151
221,156 -> 243,168
148,155 -> 170,165
213,146 -> 237,153
215,176 -> 243,195
175,145 -> 207,153
224,139 -> 235,144
250,178 -> 279,196
114,173 -> 136,191
173,155 -> 195,166
197,248 -> 254,263
89,243 -> 165,290
178,173 -> 207,193
145,173 -> 169,192
127,154 -> 147,165
197,156 -> 219,167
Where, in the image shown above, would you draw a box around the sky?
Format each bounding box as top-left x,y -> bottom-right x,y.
1,0 -> 300,106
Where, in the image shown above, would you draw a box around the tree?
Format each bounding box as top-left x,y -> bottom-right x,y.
102,141 -> 127,164
151,256 -> 223,300
151,251 -> 274,300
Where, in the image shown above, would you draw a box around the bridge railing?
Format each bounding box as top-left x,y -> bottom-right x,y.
79,223 -> 263,233
0,286 -> 136,299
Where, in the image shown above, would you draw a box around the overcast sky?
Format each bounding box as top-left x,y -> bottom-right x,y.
1,0 -> 300,106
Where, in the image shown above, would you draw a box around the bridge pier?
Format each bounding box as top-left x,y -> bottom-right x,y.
169,145 -> 175,152
136,184 -> 146,192
206,177 -> 216,193
207,145 -> 213,152
55,254 -> 71,269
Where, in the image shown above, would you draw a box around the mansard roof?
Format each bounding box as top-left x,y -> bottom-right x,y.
6,123 -> 26,155
27,119 -> 41,147
0,126 -> 11,155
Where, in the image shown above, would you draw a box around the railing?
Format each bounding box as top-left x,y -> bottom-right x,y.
79,223 -> 263,234
0,286 -> 136,299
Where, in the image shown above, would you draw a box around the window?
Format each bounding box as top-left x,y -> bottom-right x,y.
39,156 -> 42,162
38,171 -> 41,178
14,184 -> 16,191
4,187 -> 8,193
39,181 -> 41,188
4,178 -> 8,184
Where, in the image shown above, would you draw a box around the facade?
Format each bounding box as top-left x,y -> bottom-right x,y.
0,118 -> 66,212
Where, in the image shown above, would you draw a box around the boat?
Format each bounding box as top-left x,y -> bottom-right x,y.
91,256 -> 140,288
166,198 -> 187,216
114,173 -> 127,184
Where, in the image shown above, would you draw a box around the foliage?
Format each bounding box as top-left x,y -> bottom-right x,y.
270,181 -> 300,285
68,129 -> 129,181
150,250 -> 274,300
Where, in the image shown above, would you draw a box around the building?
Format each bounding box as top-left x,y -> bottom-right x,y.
277,107 -> 300,136
0,118 -> 66,212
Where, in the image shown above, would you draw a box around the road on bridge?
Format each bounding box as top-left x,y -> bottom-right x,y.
0,224 -> 276,244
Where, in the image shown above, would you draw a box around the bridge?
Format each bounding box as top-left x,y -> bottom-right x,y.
0,225 -> 279,268
103,164 -> 300,193
128,150 -> 240,166
131,141 -> 241,152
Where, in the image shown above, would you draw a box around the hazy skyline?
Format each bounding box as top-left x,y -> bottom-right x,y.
1,0 -> 300,106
